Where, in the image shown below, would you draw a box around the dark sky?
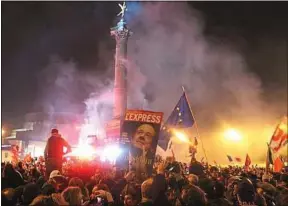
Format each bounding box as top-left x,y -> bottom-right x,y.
1,2 -> 287,127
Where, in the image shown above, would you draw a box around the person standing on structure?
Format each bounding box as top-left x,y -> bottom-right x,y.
44,129 -> 71,179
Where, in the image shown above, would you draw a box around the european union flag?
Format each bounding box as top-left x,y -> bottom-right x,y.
158,92 -> 195,150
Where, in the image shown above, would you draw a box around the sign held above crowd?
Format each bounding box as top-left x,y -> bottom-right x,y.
120,110 -> 163,182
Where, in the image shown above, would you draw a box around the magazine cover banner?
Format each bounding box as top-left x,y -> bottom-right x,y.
121,110 -> 163,181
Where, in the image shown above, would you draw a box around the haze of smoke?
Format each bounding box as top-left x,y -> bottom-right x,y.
37,56 -> 82,114
124,59 -> 147,109
126,2 -> 285,163
35,2 -> 286,162
36,55 -> 115,143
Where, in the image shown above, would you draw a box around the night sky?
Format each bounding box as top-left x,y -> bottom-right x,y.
1,2 -> 287,128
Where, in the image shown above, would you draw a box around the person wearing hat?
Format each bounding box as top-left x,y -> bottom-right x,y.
42,170 -> 68,195
44,129 -> 71,180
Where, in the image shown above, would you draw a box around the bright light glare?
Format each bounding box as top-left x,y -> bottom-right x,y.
2,129 -> 5,136
101,145 -> 122,162
173,130 -> 189,143
65,144 -> 96,160
224,129 -> 242,142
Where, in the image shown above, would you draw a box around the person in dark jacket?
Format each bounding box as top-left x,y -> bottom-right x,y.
181,184 -> 208,206
44,129 -> 71,179
2,163 -> 24,189
189,157 -> 205,177
149,162 -> 172,206
20,183 -> 41,206
17,162 -> 26,178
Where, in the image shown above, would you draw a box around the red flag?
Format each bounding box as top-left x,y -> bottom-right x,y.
24,153 -> 32,163
245,154 -> 251,170
270,116 -> 287,153
235,157 -> 241,162
274,156 -> 284,172
11,145 -> 19,163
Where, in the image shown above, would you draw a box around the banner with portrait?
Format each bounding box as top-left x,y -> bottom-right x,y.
120,110 -> 163,181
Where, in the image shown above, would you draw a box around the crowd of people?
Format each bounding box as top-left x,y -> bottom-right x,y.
1,129 -> 288,206
2,155 -> 288,206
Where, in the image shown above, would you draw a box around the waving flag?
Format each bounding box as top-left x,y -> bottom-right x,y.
194,137 -> 198,146
158,91 -> 195,150
227,155 -> 233,162
270,116 -> 287,153
274,156 -> 284,172
11,145 -> 19,164
235,157 -> 242,162
245,154 -> 251,171
266,143 -> 273,169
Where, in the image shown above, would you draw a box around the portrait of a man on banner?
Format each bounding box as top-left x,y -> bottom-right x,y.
130,123 -> 157,178
121,110 -> 163,182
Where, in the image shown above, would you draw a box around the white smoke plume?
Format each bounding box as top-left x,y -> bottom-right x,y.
125,2 -> 286,163
36,55 -> 114,144
35,2 -> 286,163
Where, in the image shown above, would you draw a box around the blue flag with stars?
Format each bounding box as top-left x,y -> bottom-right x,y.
158,92 -> 195,150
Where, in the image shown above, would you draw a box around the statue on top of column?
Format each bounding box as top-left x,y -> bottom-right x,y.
117,2 -> 127,18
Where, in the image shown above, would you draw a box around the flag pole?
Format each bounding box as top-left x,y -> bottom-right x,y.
182,86 -> 209,164
266,142 -> 270,173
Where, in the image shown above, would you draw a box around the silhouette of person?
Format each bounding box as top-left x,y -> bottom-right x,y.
44,129 -> 71,179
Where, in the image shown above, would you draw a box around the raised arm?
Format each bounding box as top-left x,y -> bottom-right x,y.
62,137 -> 72,153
